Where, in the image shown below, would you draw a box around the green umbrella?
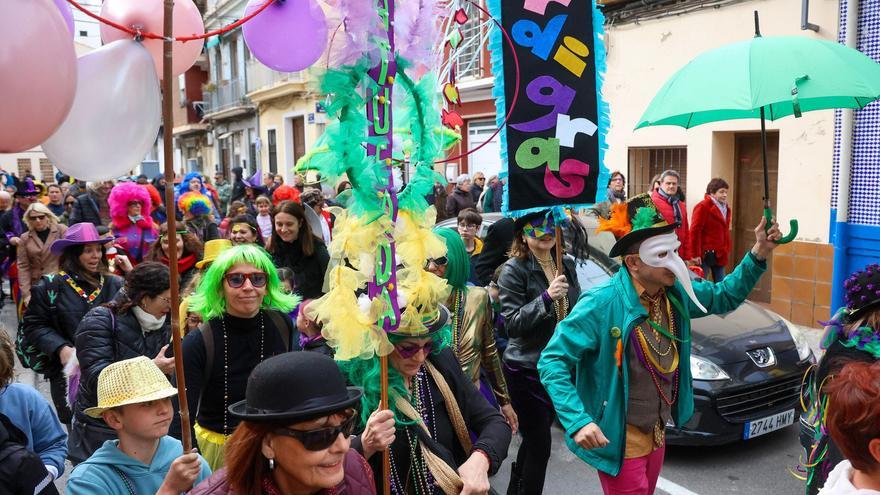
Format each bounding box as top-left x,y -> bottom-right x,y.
636,12 -> 880,243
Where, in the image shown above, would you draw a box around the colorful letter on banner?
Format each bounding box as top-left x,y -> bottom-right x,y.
489,0 -> 610,215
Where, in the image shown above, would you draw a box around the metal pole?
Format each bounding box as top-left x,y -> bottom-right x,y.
759,106 -> 770,210
163,0 -> 192,453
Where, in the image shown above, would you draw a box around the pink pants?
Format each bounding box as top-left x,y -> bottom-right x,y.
597,445 -> 666,495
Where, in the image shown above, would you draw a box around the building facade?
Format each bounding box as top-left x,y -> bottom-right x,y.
201,0 -> 258,180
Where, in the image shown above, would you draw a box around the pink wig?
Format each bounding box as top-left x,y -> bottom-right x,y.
108,182 -> 153,223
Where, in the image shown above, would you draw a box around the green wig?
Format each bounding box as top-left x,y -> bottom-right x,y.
431,227 -> 469,292
338,326 -> 452,429
188,244 -> 300,320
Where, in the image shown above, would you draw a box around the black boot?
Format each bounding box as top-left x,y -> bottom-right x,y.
507,462 -> 522,495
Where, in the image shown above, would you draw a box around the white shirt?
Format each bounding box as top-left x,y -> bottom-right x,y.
256,213 -> 273,242
819,461 -> 880,495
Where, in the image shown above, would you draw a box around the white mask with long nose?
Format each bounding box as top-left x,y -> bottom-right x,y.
638,232 -> 707,313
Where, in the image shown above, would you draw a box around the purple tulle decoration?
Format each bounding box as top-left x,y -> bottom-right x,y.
331,0 -> 385,67
394,0 -> 443,66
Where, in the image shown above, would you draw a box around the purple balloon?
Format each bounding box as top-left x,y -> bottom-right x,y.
242,0 -> 328,72
53,0 -> 75,37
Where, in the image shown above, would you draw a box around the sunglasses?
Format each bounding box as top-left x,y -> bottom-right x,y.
394,341 -> 433,359
424,256 -> 448,269
274,413 -> 357,451
28,214 -> 47,221
224,272 -> 268,289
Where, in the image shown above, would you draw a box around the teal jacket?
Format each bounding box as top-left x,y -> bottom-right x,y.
67,436 -> 211,494
538,252 -> 766,476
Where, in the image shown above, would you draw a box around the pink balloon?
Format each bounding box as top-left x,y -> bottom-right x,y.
53,0 -> 75,36
0,0 -> 77,153
100,0 -> 205,79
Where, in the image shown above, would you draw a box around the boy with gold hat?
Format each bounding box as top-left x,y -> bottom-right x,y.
67,356 -> 211,494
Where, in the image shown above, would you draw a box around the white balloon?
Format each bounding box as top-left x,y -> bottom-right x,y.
43,40 -> 160,181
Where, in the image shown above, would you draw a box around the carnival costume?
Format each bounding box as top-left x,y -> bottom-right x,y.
538,194 -> 767,494
178,192 -> 220,243
497,211 -> 582,494
801,264 -> 880,495
433,228 -> 509,407
107,182 -> 157,263
181,244 -> 300,471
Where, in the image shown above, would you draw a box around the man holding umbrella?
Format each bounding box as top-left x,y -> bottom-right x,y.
538,194 -> 782,494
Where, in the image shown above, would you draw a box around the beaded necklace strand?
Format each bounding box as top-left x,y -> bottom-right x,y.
450,289 -> 466,354
390,367 -> 437,495
58,270 -> 104,302
221,312 -> 264,436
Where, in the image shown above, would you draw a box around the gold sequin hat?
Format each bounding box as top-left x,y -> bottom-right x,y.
84,356 -> 177,418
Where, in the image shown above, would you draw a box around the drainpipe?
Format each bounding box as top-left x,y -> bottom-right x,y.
830,0 -> 858,313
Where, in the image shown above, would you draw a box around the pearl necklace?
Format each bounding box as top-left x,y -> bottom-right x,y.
221,311 -> 264,435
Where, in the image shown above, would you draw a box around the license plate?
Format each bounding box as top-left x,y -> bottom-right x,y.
743,409 -> 795,440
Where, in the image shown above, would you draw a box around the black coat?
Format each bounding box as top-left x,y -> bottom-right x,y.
0,414 -> 58,495
73,306 -> 173,426
497,253 -> 580,368
70,192 -> 105,226
445,187 -> 475,219
22,273 -> 125,372
271,238 -> 330,300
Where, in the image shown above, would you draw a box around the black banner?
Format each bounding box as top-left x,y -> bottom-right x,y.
495,0 -> 606,213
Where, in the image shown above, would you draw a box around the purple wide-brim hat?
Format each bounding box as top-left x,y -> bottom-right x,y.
50,222 -> 115,256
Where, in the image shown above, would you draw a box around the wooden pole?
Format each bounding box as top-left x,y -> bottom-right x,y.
163,0 -> 192,452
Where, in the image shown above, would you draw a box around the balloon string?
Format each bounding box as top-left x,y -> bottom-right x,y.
65,0 -> 276,42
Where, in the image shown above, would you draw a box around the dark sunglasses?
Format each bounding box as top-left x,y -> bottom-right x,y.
424,256 -> 448,269
28,214 -> 47,221
224,272 -> 268,288
394,341 -> 433,359
274,414 -> 357,451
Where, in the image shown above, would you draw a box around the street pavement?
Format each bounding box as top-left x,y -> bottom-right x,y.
3,299 -> 824,494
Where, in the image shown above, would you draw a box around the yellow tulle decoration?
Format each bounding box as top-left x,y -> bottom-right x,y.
395,267 -> 451,336
310,265 -> 393,360
395,207 -> 446,270
327,207 -> 390,271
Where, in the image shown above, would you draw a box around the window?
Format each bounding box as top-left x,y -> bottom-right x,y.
179,74 -> 187,106
627,147 -> 687,197
39,158 -> 54,183
267,129 -> 278,174
17,158 -> 31,178
79,30 -> 88,37
455,4 -> 484,79
229,37 -> 239,80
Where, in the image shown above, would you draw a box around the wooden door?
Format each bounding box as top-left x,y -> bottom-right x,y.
292,117 -> 306,165
731,132 -> 778,303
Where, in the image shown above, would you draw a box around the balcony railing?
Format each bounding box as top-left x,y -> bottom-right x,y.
246,60 -> 305,93
203,77 -> 249,115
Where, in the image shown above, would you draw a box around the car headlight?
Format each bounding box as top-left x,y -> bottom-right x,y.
784,320 -> 813,362
690,355 -> 730,381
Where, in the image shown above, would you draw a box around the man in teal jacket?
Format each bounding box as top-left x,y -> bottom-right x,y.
538,194 -> 782,494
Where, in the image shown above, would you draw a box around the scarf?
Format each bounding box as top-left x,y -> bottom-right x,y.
132,306 -> 167,332
162,253 -> 197,274
657,189 -> 682,225
606,187 -> 626,203
710,196 -> 728,218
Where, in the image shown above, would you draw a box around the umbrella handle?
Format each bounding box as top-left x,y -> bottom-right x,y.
763,207 -> 798,244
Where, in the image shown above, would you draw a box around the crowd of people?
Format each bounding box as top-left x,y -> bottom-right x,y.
0,166 -> 876,495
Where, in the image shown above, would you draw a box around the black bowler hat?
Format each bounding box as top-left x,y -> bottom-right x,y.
229,352 -> 362,422
601,193 -> 677,258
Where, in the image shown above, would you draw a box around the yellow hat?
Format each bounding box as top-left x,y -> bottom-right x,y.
196,238 -> 233,269
84,356 -> 177,418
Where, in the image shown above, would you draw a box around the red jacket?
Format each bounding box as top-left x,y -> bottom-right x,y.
650,190 -> 693,260
689,194 -> 732,266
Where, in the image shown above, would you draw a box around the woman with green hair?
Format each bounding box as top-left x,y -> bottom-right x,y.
181,244 -> 300,470
428,228 -> 517,433
342,302 -> 512,495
